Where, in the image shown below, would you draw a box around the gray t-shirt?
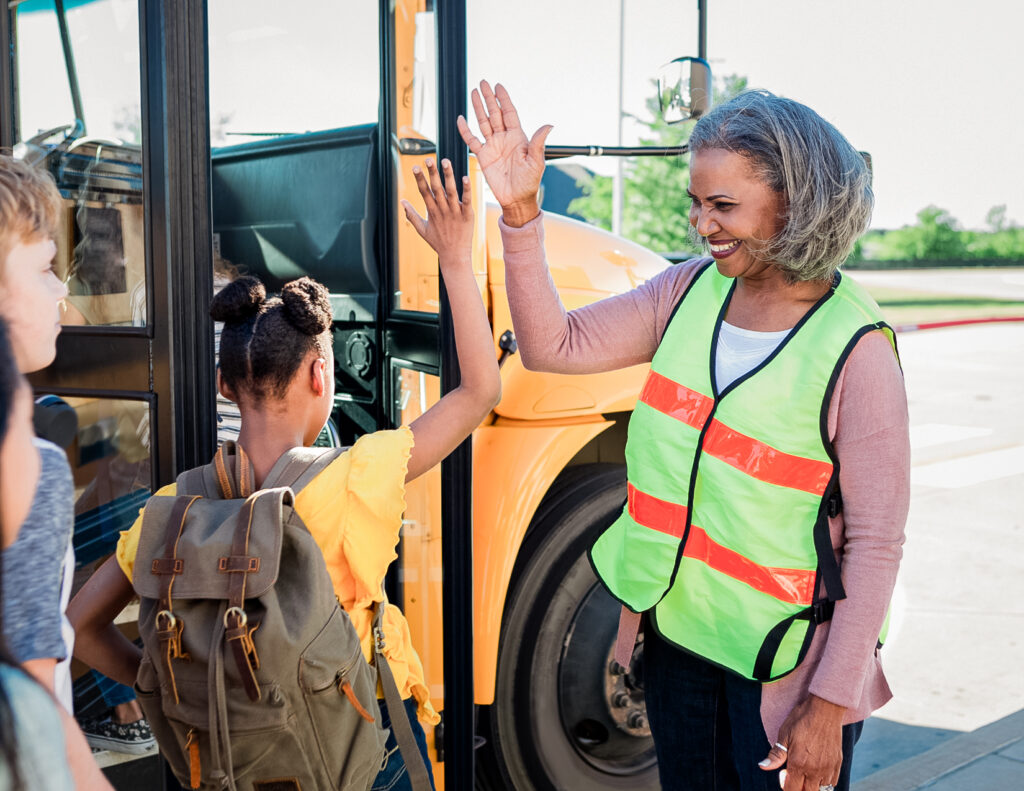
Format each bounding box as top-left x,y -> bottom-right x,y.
0,439 -> 75,707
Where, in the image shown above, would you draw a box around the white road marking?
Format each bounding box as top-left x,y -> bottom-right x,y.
909,423 -> 993,449
912,445 -> 1024,489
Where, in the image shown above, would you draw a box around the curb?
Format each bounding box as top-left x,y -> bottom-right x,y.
895,316 -> 1024,332
852,709 -> 1024,790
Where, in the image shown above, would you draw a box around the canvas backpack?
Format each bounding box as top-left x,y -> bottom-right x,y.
130,442 -> 432,791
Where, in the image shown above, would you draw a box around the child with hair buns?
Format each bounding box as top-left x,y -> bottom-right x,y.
69,159 -> 497,790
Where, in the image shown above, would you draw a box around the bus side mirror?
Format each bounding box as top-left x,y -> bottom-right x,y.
658,57 -> 712,123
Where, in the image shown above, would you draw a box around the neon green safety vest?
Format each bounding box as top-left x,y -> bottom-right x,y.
590,262 -> 898,682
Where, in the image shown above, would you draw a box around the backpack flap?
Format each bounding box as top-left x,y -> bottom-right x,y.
132,488 -> 292,602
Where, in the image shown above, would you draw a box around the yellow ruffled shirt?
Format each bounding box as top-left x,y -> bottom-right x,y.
115,426 -> 439,725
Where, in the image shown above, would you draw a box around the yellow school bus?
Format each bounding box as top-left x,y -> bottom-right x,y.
11,0 -> 709,787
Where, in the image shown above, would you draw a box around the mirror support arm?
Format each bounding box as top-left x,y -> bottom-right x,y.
545,144 -> 689,160
54,0 -> 85,131
698,0 -> 707,61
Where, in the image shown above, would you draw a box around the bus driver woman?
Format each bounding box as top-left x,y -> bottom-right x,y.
460,82 -> 909,791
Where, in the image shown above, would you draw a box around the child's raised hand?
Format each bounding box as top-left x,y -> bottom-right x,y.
402,158 -> 474,266
400,161 -> 501,483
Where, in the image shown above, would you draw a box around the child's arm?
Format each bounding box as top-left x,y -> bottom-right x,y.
60,708 -> 116,790
401,158 -> 501,482
66,555 -> 142,687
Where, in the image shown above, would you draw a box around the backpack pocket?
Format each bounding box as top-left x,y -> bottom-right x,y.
299,606 -> 387,791
136,653 -> 319,790
135,656 -> 192,782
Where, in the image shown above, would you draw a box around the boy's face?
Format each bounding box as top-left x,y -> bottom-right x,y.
0,237 -> 67,373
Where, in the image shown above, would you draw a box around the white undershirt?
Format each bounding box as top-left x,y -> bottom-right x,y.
715,321 -> 790,390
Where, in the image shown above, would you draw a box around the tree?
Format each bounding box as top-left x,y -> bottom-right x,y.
568,75 -> 747,254
854,204 -> 1024,265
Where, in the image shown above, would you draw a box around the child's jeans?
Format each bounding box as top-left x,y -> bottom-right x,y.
370,698 -> 436,791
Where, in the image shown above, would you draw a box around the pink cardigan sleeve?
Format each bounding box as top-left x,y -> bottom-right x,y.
499,213 -> 703,373
808,331 -> 910,707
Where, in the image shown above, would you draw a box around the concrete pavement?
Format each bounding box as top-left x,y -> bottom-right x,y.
850,321 -> 1024,788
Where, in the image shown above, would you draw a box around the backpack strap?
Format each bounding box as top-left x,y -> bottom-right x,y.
262,446 -> 346,494
151,495 -> 202,705
373,599 -> 434,791
221,490 -> 274,703
178,441 -> 255,499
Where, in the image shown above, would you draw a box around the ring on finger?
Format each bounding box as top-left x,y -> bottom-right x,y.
774,742 -> 788,753
819,785 -> 835,791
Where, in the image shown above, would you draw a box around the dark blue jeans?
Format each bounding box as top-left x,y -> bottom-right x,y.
370,698 -> 436,791
644,624 -> 862,791
89,669 -> 136,708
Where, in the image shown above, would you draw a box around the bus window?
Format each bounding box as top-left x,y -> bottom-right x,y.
58,397 -> 153,569
208,0 -> 380,146
14,0 -> 146,328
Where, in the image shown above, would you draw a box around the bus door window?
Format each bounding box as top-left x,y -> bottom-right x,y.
393,364 -> 444,706
208,0 -> 383,446
14,0 -> 145,328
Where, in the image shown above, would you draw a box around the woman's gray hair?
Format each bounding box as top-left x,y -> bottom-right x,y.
688,90 -> 873,282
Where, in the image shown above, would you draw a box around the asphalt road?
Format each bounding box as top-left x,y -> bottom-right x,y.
852,320 -> 1024,781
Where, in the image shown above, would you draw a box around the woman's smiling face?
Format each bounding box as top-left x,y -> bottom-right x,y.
687,148 -> 787,279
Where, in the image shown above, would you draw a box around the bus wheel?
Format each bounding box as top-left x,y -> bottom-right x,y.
478,465 -> 659,791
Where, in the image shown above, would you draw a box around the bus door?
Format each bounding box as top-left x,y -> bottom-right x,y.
6,0 -> 215,785
208,1 -> 475,786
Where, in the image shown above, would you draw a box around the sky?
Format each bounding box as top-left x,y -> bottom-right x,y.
467,0 -> 1024,231
15,0 -> 1023,232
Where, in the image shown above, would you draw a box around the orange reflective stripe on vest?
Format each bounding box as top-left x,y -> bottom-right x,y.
640,370 -> 832,496
702,419 -> 833,496
639,370 -> 714,430
627,483 -> 816,606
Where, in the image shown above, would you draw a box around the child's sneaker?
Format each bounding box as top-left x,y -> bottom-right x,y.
80,715 -> 156,755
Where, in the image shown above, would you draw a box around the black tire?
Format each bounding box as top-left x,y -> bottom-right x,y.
477,464 -> 658,791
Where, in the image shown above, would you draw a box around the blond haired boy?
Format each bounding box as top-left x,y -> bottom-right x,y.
0,154 -> 112,788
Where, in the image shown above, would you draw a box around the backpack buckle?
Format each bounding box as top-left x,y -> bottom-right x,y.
224,606 -> 248,629
810,601 -> 835,624
374,625 -> 386,653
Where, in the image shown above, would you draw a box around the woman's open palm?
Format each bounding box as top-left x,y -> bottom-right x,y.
458,81 -> 552,213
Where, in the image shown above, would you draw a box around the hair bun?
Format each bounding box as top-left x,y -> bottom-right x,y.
281,277 -> 332,336
210,276 -> 266,323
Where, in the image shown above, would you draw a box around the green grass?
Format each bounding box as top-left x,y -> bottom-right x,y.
862,285 -> 1024,326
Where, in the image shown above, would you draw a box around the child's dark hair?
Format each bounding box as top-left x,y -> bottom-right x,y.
210,275 -> 333,403
0,317 -> 26,790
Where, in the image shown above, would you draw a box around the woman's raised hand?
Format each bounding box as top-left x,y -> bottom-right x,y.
458,80 -> 553,228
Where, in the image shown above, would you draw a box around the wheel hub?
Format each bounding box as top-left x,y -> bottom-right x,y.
557,582 -> 656,775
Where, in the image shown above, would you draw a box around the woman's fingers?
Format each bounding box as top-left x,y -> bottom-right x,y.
471,89 -> 493,139
457,115 -> 483,154
759,741 -> 789,771
494,83 -> 521,131
460,173 -> 472,209
528,123 -> 555,165
480,80 -> 505,132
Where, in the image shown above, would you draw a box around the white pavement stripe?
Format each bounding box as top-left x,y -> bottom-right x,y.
912,445 -> 1024,489
910,423 -> 993,450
